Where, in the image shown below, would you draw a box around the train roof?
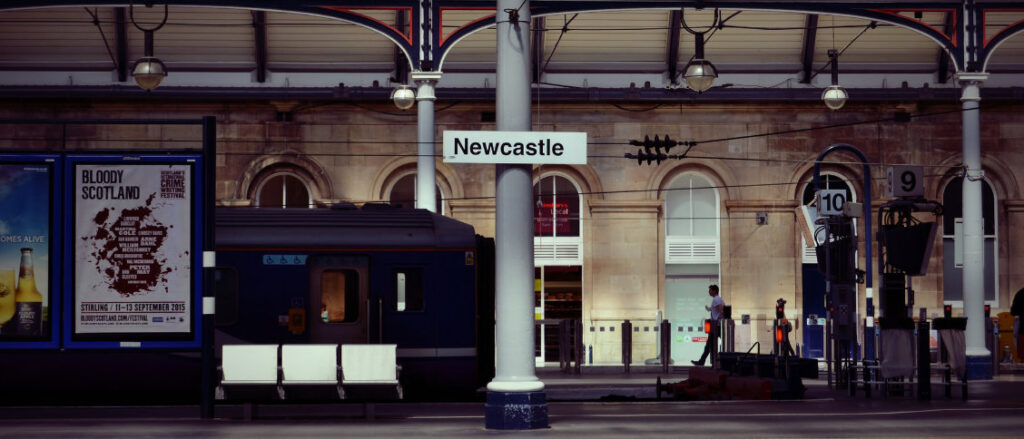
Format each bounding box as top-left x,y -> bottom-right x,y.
215,205 -> 477,249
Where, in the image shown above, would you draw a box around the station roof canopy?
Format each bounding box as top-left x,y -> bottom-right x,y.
0,1 -> 1022,102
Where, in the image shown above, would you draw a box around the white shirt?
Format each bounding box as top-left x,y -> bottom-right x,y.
710,295 -> 725,321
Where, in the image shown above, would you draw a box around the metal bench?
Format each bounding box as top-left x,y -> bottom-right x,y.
281,344 -> 342,400
217,344 -> 282,420
340,344 -> 403,419
217,343 -> 404,420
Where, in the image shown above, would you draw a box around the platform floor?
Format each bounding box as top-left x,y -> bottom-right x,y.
2,366 -> 1023,438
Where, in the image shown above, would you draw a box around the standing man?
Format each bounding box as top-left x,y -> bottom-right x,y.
692,284 -> 725,366
1012,286 -> 1024,360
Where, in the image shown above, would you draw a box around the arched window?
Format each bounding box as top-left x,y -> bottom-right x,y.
942,177 -> 998,305
533,174 -> 582,265
534,174 -> 581,238
387,173 -> 445,214
665,173 -> 720,263
254,171 -> 312,208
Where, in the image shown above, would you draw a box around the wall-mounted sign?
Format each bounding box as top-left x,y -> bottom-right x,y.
70,157 -> 199,344
442,130 -> 587,164
534,202 -> 570,234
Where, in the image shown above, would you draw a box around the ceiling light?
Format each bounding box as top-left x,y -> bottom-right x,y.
132,57 -> 167,91
822,49 -> 847,110
129,2 -> 169,91
822,85 -> 848,110
680,9 -> 721,93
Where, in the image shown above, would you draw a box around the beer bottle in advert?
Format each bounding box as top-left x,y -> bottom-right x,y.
14,247 -> 43,336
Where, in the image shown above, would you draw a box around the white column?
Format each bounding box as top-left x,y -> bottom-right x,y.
957,72 -> 989,359
488,0 -> 542,394
413,71 -> 442,212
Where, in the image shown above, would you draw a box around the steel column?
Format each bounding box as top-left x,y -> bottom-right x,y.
486,0 -> 547,430
958,73 -> 991,379
412,71 -> 440,212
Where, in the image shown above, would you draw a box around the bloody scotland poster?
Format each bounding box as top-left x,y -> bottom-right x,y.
73,162 -> 192,337
0,161 -> 52,341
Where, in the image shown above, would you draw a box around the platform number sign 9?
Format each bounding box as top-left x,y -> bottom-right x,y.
887,166 -> 924,197
816,189 -> 847,216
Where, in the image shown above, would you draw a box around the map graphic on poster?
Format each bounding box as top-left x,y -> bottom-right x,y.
75,163 -> 191,335
0,163 -> 50,339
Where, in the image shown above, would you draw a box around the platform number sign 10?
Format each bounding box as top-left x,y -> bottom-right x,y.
816,189 -> 847,216
887,166 -> 924,197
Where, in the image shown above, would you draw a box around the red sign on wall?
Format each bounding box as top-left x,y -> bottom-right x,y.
534,202 -> 569,234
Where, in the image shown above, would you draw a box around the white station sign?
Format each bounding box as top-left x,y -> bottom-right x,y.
443,130 -> 587,164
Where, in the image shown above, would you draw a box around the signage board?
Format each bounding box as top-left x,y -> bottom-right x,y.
0,155 -> 60,349
443,130 -> 587,164
816,189 -> 847,216
887,165 -> 924,197
66,155 -> 202,347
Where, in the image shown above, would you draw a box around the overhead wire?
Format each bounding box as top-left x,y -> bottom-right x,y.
271,169 -> 959,210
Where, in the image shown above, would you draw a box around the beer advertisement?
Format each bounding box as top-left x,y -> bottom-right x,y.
74,163 -> 192,336
0,163 -> 51,340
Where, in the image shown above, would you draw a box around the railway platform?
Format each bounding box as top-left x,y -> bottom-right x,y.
1,365 -> 1023,438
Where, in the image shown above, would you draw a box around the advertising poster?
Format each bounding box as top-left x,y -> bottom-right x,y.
0,163 -> 51,340
74,163 -> 192,337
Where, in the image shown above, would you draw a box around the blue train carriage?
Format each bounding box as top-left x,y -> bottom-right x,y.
214,204 -> 495,400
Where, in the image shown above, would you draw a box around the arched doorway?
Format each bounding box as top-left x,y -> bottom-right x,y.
799,173 -> 857,359
663,172 -> 721,364
533,173 -> 583,365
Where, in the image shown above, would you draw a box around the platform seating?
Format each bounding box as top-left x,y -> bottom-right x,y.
217,344 -> 282,420
340,344 -> 403,401
217,343 -> 403,420
281,344 -> 342,400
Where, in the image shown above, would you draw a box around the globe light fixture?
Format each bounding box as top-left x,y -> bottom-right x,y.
680,9 -> 720,93
822,49 -> 848,110
129,2 -> 169,91
132,56 -> 167,91
683,54 -> 718,93
391,85 -> 416,110
822,85 -> 848,110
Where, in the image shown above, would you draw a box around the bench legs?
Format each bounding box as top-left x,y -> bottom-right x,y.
363,402 -> 376,421
243,402 -> 257,421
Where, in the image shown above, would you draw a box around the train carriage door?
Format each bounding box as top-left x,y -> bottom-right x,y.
309,255 -> 369,344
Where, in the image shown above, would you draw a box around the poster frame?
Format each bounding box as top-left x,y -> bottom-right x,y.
0,154 -> 61,349
62,154 -> 203,349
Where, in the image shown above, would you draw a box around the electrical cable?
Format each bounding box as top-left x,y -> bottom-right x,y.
83,8 -> 119,71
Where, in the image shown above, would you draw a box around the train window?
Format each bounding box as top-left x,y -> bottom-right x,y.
214,268 -> 239,326
394,269 -> 424,311
321,269 -> 359,323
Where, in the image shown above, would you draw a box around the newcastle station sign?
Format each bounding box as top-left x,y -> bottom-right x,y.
443,130 -> 587,164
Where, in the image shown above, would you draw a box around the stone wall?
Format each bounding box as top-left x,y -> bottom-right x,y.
2,98 -> 1022,362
